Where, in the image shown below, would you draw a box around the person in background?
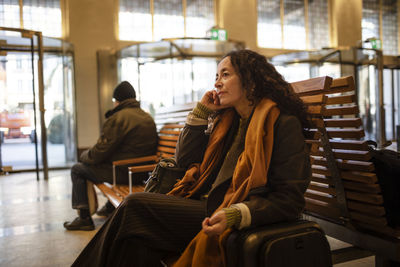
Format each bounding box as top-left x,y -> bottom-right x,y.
72,49 -> 311,266
64,81 -> 158,231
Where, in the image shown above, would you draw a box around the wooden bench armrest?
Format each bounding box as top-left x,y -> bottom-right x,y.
113,155 -> 158,166
112,155 -> 158,187
126,164 -> 158,194
128,164 -> 157,174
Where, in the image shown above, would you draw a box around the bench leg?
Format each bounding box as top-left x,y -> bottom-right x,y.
376,256 -> 400,267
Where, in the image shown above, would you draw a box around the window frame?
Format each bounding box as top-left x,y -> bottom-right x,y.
362,0 -> 399,55
257,0 -> 330,50
117,0 -> 216,42
0,0 -> 65,38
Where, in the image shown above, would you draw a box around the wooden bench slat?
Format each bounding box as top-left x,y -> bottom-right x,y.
311,167 -> 378,184
305,200 -> 341,220
158,140 -> 177,147
326,128 -> 365,139
324,118 -> 362,128
326,94 -> 356,105
96,183 -> 123,207
312,148 -> 371,161
159,135 -> 179,141
337,159 -> 375,172
300,94 -> 326,104
331,149 -> 371,161
311,165 -> 330,176
328,140 -> 368,150
113,185 -> 145,195
342,181 -> 381,194
158,146 -> 176,154
312,157 -> 375,172
347,200 -> 386,216
307,139 -> 369,151
340,171 -> 377,184
345,191 -> 383,205
311,175 -> 333,186
128,164 -> 157,173
114,185 -> 129,197
306,188 -> 334,199
323,105 -> 359,116
330,76 -> 353,87
328,85 -> 355,94
350,211 -> 387,226
291,76 -> 332,95
308,184 -> 336,195
159,129 -> 182,135
311,175 -> 380,194
304,191 -> 336,204
113,155 -> 158,166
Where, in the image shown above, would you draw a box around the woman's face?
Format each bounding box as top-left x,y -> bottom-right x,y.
214,56 -> 246,108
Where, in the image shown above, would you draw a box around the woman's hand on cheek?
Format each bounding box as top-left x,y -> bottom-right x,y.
202,210 -> 228,236
200,90 -> 226,111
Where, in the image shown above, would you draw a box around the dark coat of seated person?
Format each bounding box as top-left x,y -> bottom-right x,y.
64,81 -> 158,231
71,49 -> 311,266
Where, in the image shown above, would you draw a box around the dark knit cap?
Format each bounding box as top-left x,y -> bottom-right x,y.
113,81 -> 136,102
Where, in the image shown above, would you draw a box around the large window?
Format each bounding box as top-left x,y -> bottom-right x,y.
0,0 -> 62,38
362,0 -> 399,55
258,0 -> 329,50
119,0 -> 215,41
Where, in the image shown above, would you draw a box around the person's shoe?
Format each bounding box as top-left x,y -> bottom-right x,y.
63,217 -> 95,231
96,203 -> 115,217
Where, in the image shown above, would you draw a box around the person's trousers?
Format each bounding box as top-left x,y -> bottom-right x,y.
72,192 -> 206,267
71,162 -> 104,209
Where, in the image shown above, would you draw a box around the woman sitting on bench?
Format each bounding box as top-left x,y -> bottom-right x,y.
72,49 -> 311,267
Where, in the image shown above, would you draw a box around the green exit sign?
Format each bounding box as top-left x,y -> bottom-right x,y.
210,29 -> 227,41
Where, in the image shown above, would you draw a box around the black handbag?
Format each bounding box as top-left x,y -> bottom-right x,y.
144,158 -> 186,194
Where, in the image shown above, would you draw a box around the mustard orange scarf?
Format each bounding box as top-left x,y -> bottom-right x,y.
169,98 -> 280,267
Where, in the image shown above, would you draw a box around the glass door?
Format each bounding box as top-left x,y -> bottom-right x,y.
44,52 -> 77,168
0,28 -> 77,177
0,51 -> 41,172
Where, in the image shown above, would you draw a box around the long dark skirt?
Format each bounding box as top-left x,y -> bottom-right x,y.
72,192 -> 206,267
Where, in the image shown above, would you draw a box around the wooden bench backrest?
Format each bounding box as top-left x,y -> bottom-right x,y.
154,102 -> 196,159
293,76 -> 394,235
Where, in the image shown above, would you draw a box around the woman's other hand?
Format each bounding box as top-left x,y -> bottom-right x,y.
202,210 -> 227,236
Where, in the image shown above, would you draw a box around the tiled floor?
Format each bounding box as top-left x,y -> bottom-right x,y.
0,170 -> 375,267
0,170 -> 108,267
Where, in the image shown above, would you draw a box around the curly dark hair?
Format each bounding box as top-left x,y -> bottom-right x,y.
222,49 -> 310,129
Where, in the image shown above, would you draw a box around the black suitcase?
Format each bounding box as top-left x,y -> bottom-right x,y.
225,220 -> 332,267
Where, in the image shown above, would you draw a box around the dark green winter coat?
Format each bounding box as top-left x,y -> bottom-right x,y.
80,98 -> 158,184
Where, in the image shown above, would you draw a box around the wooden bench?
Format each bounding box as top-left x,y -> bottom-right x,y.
292,76 -> 400,266
96,76 -> 400,266
95,102 -> 196,207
